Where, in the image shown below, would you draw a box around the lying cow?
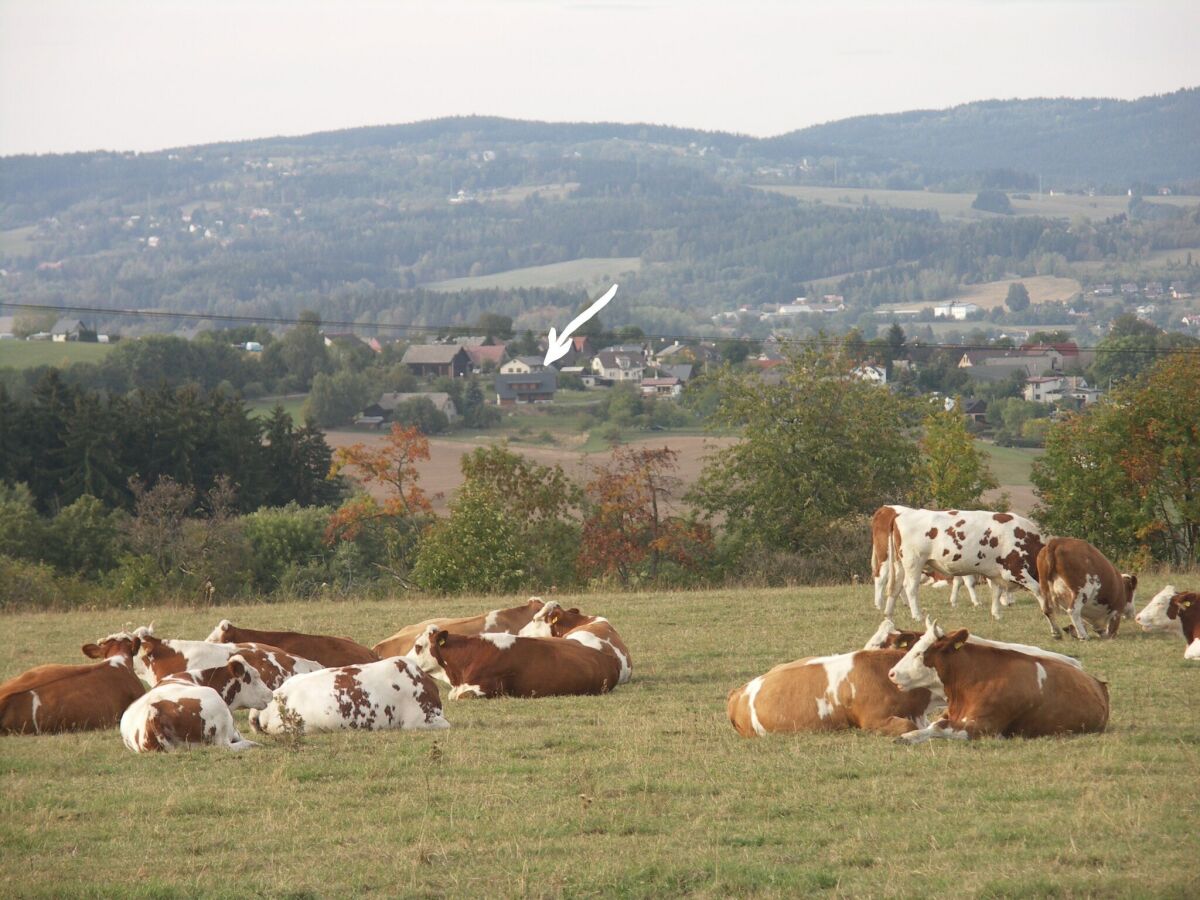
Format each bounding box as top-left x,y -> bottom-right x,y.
373,597 -> 546,659
1134,586 -> 1200,660
863,618 -> 1083,671
205,619 -> 377,667
0,632 -> 144,735
134,627 -> 323,688
517,601 -> 632,685
727,649 -> 937,738
121,657 -> 273,753
1036,537 -> 1137,640
888,620 -> 1109,742
414,627 -> 620,700
249,657 -> 448,734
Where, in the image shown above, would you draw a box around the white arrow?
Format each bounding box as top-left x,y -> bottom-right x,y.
543,283 -> 618,366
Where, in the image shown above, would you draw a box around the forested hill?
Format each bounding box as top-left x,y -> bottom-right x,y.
766,88 -> 1200,188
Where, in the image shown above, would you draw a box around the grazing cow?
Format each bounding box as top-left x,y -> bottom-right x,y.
418,628 -> 621,700
887,621 -> 1109,742
882,507 -> 1045,621
120,660 -> 272,753
205,620 -> 377,667
372,597 -> 546,659
727,649 -> 937,738
863,618 -> 1084,671
517,601 -> 632,684
249,657 -> 448,734
1036,537 -> 1137,640
0,633 -> 144,735
134,628 -> 322,688
1134,586 -> 1200,660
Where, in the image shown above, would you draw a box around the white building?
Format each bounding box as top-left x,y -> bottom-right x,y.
933,302 -> 980,321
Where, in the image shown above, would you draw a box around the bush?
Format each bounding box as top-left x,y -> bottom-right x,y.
243,503 -> 332,592
0,555 -> 91,611
412,488 -> 526,594
971,190 -> 1013,214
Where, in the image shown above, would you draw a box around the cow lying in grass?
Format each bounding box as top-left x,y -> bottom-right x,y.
727,649 -> 937,738
121,657 -> 273,753
888,620 -> 1109,743
1135,586 -> 1200,660
373,597 -> 547,663
206,620 -> 378,667
0,632 -> 144,735
250,657 -> 449,734
134,627 -> 323,689
517,600 -> 632,685
411,626 -> 621,700
863,619 -> 1083,672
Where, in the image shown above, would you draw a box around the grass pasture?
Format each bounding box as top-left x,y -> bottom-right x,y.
0,340 -> 114,370
423,257 -> 642,292
1,582 -> 1196,897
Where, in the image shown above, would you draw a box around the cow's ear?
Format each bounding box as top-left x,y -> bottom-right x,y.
549,612 -> 560,624
895,637 -> 912,649
945,628 -> 969,650
229,659 -> 247,678
434,630 -> 448,647
569,608 -> 581,614
81,643 -> 101,659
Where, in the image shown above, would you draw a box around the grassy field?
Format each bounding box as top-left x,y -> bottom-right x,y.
752,184 -> 1200,222
873,276 -> 1081,313
245,394 -> 309,422
423,257 -> 642,292
0,340 -> 114,369
1,580 -> 1196,897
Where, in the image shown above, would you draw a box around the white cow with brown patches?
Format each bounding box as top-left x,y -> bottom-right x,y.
881,508 -> 1046,621
249,657 -> 449,734
133,626 -> 323,688
120,657 -> 273,753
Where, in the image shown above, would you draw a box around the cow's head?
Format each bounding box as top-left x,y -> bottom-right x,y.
1168,592 -> 1195,622
407,625 -> 443,672
518,601 -> 563,637
888,619 -> 953,691
863,618 -> 922,650
224,656 -> 274,711
1121,574 -> 1138,607
82,631 -> 139,662
206,619 -> 234,643
1135,585 -> 1185,635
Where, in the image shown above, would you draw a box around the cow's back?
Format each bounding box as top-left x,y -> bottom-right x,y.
1012,658 -> 1109,736
1038,538 -> 1127,612
226,626 -> 376,667
454,637 -> 620,698
374,616 -> 483,658
903,509 -> 1043,585
1,662 -> 143,734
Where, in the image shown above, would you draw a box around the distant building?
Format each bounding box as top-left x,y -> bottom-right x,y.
640,376 -> 683,397
362,391 -> 459,422
50,318 -> 91,342
500,356 -> 547,375
495,371 -> 558,406
592,349 -> 645,382
400,344 -> 470,378
933,302 -> 980,320
465,344 -> 507,371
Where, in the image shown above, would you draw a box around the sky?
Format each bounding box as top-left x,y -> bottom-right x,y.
2,0 -> 1198,156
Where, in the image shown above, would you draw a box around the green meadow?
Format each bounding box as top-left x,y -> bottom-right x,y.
1,580 -> 1195,897
0,340 -> 114,370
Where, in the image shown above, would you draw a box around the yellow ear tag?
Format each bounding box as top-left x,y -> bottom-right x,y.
550,615 -> 560,624
953,641 -> 964,650
1181,599 -> 1193,609
437,636 -> 446,646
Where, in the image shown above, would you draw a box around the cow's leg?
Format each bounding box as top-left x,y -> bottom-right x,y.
965,576 -> 981,607
871,715 -> 924,737
1068,597 -> 1089,641
948,577 -> 960,608
896,559 -> 924,621
1039,596 -> 1065,640
989,581 -> 1004,621
896,717 -> 973,744
873,565 -> 888,611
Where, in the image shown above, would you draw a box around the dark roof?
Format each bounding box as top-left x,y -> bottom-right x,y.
494,370 -> 558,400
50,317 -> 88,335
401,345 -> 468,365
663,364 -> 693,382
466,344 -> 507,366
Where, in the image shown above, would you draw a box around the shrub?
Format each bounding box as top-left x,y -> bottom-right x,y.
412,487 -> 526,594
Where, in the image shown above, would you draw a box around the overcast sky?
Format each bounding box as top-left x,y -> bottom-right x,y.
2,0 -> 1198,156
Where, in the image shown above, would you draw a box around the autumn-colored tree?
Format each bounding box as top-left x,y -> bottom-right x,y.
1033,351 -> 1200,565
918,404 -> 1000,509
324,424 -> 433,578
578,447 -> 712,585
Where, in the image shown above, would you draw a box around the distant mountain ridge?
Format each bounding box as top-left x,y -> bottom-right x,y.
766,88 -> 1200,187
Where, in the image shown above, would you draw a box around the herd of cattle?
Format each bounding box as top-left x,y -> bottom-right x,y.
0,504 -> 1196,750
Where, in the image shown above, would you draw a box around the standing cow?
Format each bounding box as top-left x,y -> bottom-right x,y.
1036,537 -> 1137,640
881,507 -> 1045,621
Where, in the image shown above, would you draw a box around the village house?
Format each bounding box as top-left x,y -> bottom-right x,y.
495,371 -> 558,406
464,344 -> 507,372
1023,375 -> 1098,405
852,364 -> 887,385
400,344 -> 470,378
640,376 -> 683,397
592,348 -> 645,382
361,392 -> 459,423
500,355 -> 547,375
50,318 -> 92,342
933,302 -> 980,320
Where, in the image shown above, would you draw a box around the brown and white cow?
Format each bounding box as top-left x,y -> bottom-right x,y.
517,601 -> 632,685
727,649 -> 937,738
1036,537 -> 1137,640
863,618 -> 1084,671
205,620 -> 377,667
249,657 -> 449,734
134,628 -> 322,688
372,598 -> 546,659
880,507 -> 1045,621
887,620 -> 1109,742
120,659 -> 273,754
1134,586 -> 1200,660
0,633 -> 144,735
417,628 -> 620,700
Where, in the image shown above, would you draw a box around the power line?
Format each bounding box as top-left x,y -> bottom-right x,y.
2,299 -> 1198,357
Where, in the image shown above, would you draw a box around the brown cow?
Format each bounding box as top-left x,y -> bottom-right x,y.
863,618 -> 1084,671
1036,537 -> 1137,640
372,597 -> 546,659
727,649 -> 937,738
205,620 -> 377,667
1134,587 -> 1200,660
422,628 -> 620,700
517,600 -> 632,684
888,621 -> 1109,742
0,632 -> 144,735
135,630 -> 322,687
